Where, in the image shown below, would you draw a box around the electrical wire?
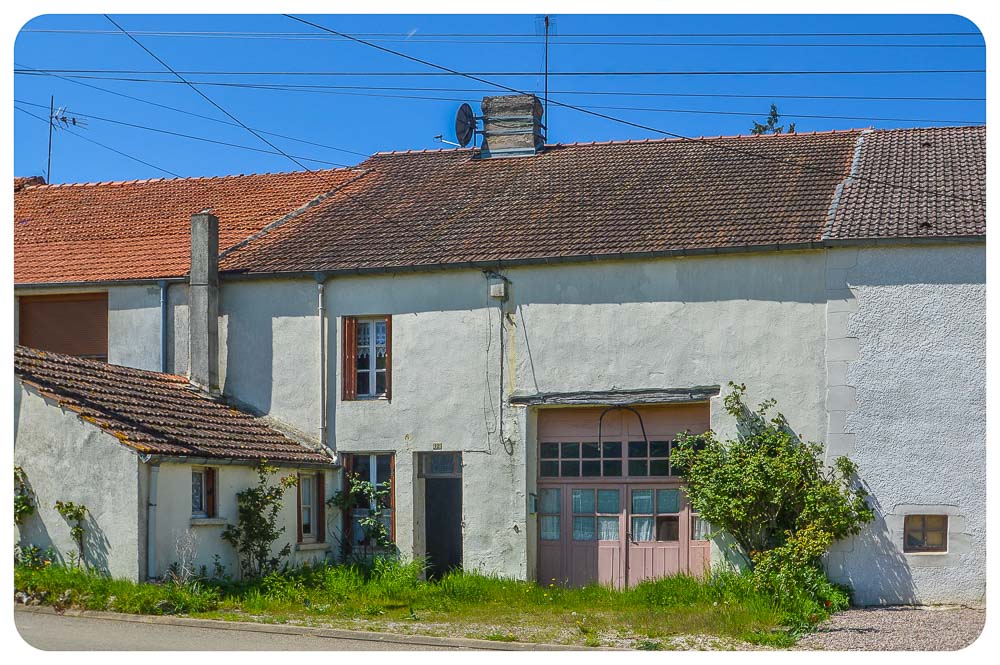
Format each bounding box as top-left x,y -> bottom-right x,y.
18,28 -> 985,38
284,14 -> 984,205
103,14 -> 315,174
15,105 -> 182,178
15,29 -> 987,47
15,62 -> 372,158
16,71 -> 984,102
13,99 -> 351,166
103,14 -> 402,231
15,90 -> 981,127
15,67 -> 988,77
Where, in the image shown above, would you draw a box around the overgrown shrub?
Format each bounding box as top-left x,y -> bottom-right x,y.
14,466 -> 35,526
53,500 -> 88,565
222,461 -> 298,579
672,382 -> 873,626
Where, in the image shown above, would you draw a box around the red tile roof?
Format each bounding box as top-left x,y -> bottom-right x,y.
14,169 -> 360,284
221,130 -> 865,274
826,126 -> 986,240
14,176 -> 45,192
16,126 -> 985,283
15,345 -> 334,465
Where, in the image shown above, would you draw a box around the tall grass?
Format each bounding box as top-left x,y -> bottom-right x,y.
16,559 -> 804,646
15,564 -> 218,615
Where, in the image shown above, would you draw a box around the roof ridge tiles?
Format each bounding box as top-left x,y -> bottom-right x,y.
18,166 -> 358,190
366,128 -> 874,159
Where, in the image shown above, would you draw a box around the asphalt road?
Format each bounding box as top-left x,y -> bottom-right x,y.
14,609 -> 455,651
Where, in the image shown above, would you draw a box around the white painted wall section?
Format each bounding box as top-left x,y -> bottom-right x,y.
14,381 -> 142,578
825,244 -> 985,606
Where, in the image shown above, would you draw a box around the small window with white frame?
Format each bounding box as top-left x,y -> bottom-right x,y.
297,471 -> 325,544
191,467 -> 216,518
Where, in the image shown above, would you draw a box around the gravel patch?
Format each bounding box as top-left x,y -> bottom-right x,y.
796,606 -> 986,651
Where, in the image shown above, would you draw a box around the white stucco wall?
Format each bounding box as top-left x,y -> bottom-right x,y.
324,251 -> 829,578
150,462 -> 337,579
824,244 -> 986,606
108,284 -> 162,371
14,381 -> 143,578
217,278 -> 322,438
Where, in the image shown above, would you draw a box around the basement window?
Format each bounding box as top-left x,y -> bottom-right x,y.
342,316 -> 391,400
904,515 -> 948,553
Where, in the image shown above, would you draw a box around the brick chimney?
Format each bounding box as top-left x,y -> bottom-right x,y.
479,94 -> 545,158
189,211 -> 219,393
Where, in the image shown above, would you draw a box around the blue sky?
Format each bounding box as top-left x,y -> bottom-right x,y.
14,13 -> 985,183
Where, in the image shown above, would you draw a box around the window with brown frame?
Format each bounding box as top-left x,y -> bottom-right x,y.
18,292 -> 109,360
341,453 -> 395,551
904,515 -> 948,553
539,439 -> 690,479
341,316 -> 391,400
191,467 -> 217,518
296,472 -> 326,544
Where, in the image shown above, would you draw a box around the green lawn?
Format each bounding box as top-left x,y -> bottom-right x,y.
15,560 -> 809,649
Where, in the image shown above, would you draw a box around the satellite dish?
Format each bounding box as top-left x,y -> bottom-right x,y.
455,103 -> 475,147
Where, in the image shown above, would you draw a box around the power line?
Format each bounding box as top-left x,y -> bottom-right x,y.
103,14 -> 403,229
15,71 -> 984,102
15,67 -> 987,77
15,62 -> 371,157
16,29 -> 986,47
19,72 -> 979,125
14,99 -> 351,166
284,14 -> 983,205
19,28 -> 986,38
15,105 -> 182,178
103,14 -> 314,174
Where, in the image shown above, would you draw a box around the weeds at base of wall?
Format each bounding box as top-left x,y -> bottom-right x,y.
15,558 -> 831,647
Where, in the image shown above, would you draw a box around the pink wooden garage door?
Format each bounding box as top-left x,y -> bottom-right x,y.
537,404 -> 711,588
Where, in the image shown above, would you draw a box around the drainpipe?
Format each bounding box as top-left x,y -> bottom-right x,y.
315,273 -> 330,459
158,280 -> 169,373
147,463 -> 160,580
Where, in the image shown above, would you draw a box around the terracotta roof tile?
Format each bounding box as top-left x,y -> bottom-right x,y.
14,169 -> 359,284
827,126 -> 985,240
14,345 -> 334,465
221,131 -> 864,273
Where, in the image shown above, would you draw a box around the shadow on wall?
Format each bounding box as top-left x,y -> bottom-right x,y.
84,514 -> 111,575
827,502 -> 917,606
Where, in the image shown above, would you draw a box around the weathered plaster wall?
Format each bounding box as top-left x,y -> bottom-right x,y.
14,381 -> 142,578
824,244 -> 986,606
151,462 -> 337,579
326,251 -> 829,578
108,284 -> 162,371
216,278 -> 321,439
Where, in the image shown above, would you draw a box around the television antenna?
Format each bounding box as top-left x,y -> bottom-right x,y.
535,15 -> 556,137
46,96 -> 87,182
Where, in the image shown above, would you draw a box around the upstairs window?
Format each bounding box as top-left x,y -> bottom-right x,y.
342,316 -> 391,400
18,292 -> 109,360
